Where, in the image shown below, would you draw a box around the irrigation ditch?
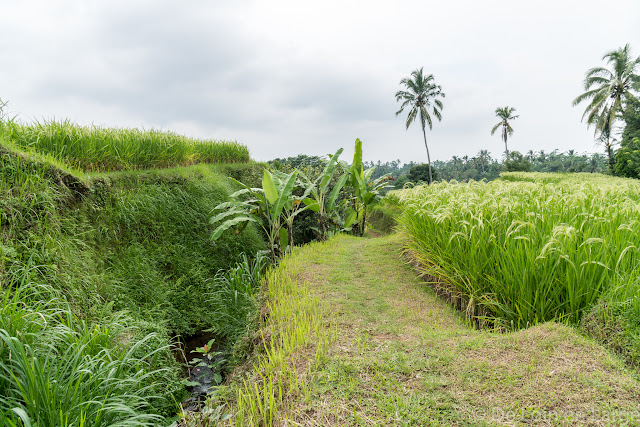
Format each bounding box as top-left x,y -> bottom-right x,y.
175,331 -> 229,413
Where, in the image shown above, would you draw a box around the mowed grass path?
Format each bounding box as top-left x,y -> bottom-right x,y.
282,234 -> 640,426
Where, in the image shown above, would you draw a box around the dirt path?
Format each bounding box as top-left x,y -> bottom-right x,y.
286,234 -> 640,426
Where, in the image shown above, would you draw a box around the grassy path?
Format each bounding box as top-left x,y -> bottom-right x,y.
277,234 -> 640,426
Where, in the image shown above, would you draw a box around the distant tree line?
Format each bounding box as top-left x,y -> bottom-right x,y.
270,148 -> 608,191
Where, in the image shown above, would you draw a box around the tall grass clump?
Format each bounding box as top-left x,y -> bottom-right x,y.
0,119 -> 250,171
206,253 -> 270,344
0,277 -> 169,426
395,173 -> 640,330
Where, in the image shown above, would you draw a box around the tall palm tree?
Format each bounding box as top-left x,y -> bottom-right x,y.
491,106 -> 519,157
572,44 -> 640,172
395,68 -> 445,184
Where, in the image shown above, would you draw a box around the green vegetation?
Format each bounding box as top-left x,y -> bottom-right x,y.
395,172 -> 640,332
4,42 -> 640,426
615,97 -> 640,178
503,150 -> 532,172
299,148 -> 349,241
195,234 -> 640,425
1,133 -> 264,421
348,138 -> 392,236
573,44 -> 640,172
395,67 -> 445,184
206,253 -> 269,351
0,119 -> 249,172
491,106 -> 519,157
214,138 -> 391,252
183,238 -> 334,426
0,279 -> 170,426
367,194 -> 402,234
210,168 -> 303,263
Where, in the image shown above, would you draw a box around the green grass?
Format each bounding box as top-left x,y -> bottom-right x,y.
0,270 -> 173,425
367,194 -> 403,234
394,173 -> 640,330
1,139 -> 267,421
197,234 -> 640,425
0,118 -> 250,172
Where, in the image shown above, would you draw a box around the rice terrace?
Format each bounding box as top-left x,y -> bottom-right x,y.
2,5 -> 640,426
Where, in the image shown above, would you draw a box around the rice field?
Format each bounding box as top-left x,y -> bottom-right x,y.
394,173 -> 640,329
0,119 -> 250,172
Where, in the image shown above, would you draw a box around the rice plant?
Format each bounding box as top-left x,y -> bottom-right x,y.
0,119 -> 250,172
395,173 -> 640,329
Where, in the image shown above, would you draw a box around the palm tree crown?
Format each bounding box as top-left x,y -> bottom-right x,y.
395,67 -> 445,184
491,106 -> 519,157
572,44 -> 640,137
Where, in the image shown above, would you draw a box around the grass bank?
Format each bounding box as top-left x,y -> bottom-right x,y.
1,139 -> 265,422
199,234 -> 640,425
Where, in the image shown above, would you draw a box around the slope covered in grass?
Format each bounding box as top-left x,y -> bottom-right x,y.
198,234 -> 640,425
0,119 -> 249,171
0,139 -> 265,422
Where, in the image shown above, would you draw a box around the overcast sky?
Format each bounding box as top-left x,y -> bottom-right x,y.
1,1 -> 639,163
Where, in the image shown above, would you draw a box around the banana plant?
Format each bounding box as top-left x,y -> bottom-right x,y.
271,169 -> 315,252
348,138 -> 393,236
210,169 -> 298,263
299,148 -> 351,240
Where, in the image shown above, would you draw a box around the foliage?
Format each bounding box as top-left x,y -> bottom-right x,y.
270,150 -> 607,191
581,269 -> 640,367
491,106 -> 519,157
269,154 -> 326,171
615,137 -> 640,178
193,234 -> 640,425
503,150 -> 531,172
0,118 -> 250,172
194,240 -> 334,426
206,253 -> 269,344
300,148 -> 350,240
0,141 -> 266,420
573,44 -> 640,172
348,139 -> 393,236
210,169 -> 300,263
367,194 -> 402,234
407,163 -> 437,183
615,97 -> 640,178
0,279 -> 171,426
395,173 -> 640,330
395,67 -> 445,184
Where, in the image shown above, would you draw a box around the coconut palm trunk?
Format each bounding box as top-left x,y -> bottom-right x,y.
502,126 -> 509,157
422,126 -> 433,184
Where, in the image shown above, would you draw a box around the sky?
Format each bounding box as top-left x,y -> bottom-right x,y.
1,0 -> 639,164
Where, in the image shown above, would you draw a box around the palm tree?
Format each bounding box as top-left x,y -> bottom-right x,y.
395,68 -> 445,184
491,106 -> 519,157
596,116 -> 617,172
572,44 -> 640,172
